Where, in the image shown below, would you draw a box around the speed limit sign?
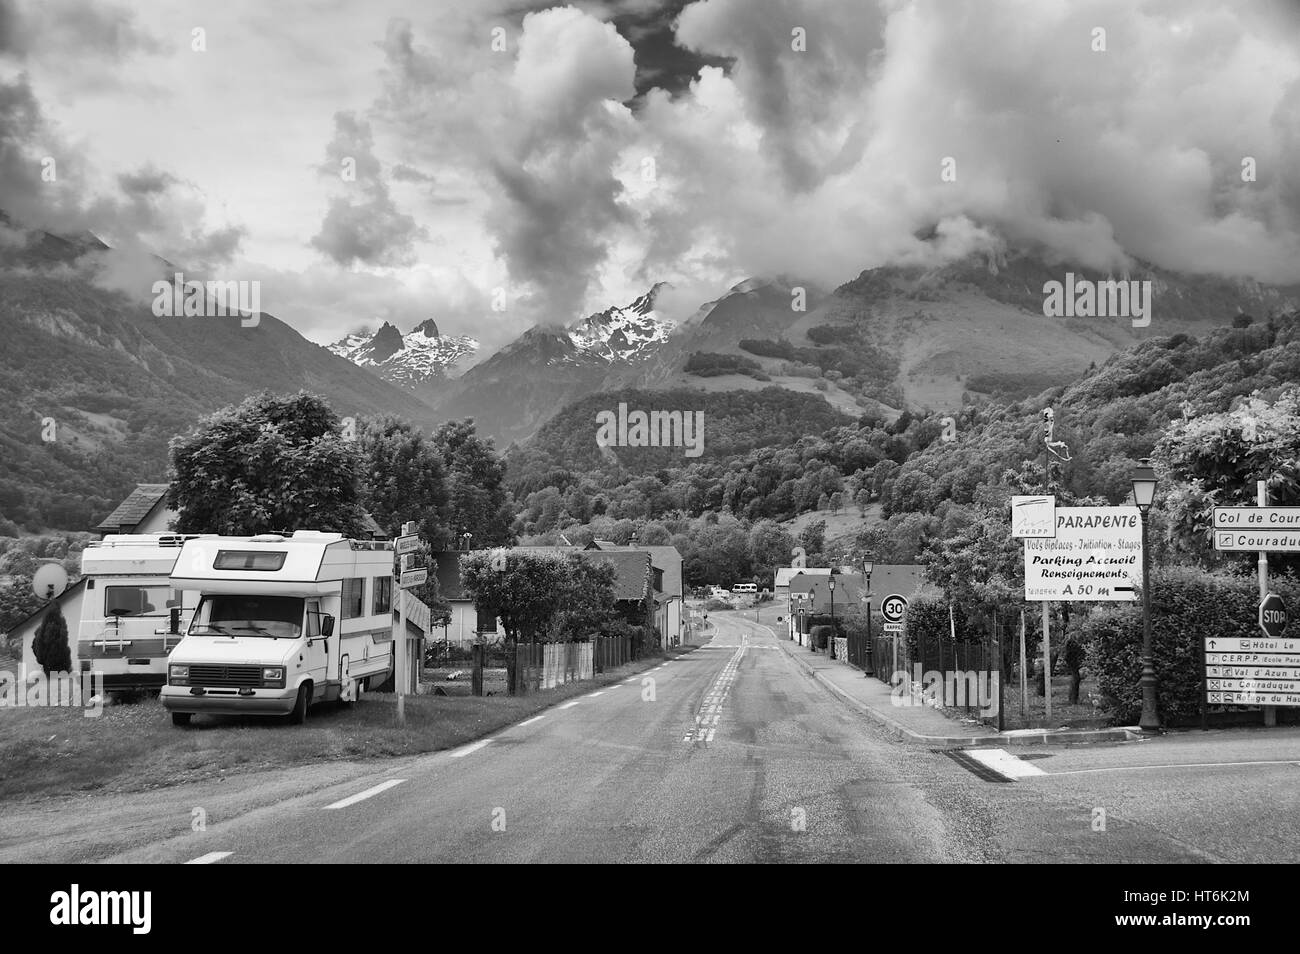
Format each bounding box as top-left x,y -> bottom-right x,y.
880,593 -> 908,629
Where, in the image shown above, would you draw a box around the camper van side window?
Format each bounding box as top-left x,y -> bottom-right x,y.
214,550 -> 287,571
373,576 -> 392,615
342,577 -> 365,619
104,585 -> 168,617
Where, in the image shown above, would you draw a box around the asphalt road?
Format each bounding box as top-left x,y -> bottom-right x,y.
6,611 -> 1295,863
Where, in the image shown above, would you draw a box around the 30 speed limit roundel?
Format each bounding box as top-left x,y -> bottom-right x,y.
880,594 -> 909,624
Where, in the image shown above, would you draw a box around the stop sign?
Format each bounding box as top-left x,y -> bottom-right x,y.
1259,593 -> 1288,638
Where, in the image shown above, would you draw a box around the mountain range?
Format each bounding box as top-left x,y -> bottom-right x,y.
407,251 -> 1300,447
327,318 -> 478,391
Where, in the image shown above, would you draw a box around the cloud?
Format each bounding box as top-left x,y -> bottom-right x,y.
624,0 -> 1300,286
0,0 -> 161,60
309,110 -> 428,268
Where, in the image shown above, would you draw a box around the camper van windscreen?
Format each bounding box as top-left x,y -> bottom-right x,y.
213,550 -> 288,571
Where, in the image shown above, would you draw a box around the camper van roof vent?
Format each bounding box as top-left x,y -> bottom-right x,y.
248,533 -> 287,542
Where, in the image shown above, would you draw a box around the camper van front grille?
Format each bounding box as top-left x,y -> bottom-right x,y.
187,664 -> 263,688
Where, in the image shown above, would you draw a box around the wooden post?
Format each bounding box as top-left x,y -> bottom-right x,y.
1019,608 -> 1028,719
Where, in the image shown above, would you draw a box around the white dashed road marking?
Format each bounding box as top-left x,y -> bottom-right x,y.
185,852 -> 232,864
450,740 -> 494,759
324,778 -> 407,809
559,700 -> 583,710
518,715 -> 546,727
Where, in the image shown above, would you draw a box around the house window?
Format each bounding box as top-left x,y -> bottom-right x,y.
373,576 -> 392,615
342,578 -> 365,619
476,605 -> 497,633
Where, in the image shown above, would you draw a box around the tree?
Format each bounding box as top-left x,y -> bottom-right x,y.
797,519 -> 827,566
459,551 -> 569,694
168,391 -> 367,536
749,520 -> 795,580
551,554 -> 619,642
434,420 -> 515,547
356,416 -> 448,543
33,603 -> 71,675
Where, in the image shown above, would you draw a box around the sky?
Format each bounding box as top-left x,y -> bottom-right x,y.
2,0 -> 1299,357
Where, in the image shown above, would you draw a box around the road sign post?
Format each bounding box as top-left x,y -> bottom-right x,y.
392,520 -> 419,726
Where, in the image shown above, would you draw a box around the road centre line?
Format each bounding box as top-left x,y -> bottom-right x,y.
323,778 -> 407,809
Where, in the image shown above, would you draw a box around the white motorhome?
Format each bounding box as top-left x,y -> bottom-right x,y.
78,534 -> 211,691
161,531 -> 397,726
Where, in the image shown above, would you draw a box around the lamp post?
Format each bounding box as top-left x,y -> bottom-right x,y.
1131,458 -> 1161,734
862,560 -> 874,676
828,576 -> 837,659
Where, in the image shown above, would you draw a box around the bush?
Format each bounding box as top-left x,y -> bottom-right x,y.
33,603 -> 71,675
810,625 -> 833,650
1083,567 -> 1300,725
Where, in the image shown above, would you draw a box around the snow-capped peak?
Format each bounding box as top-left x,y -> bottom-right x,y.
567,283 -> 676,363
328,319 -> 478,388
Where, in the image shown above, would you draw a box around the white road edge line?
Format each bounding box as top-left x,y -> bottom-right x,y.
586,690 -> 605,698
185,851 -> 232,865
449,739 -> 495,759
558,700 -> 583,709
518,715 -> 546,727
1049,759 -> 1300,777
323,778 -> 407,809
965,748 -> 1046,780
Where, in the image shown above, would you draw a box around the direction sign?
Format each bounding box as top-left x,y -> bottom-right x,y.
1214,530 -> 1300,552
1259,593 -> 1288,639
880,594 -> 908,624
1023,507 -> 1142,601
1213,507 -> 1300,530
398,568 -> 427,589
1204,635 -> 1300,708
1011,495 -> 1056,538
395,534 -> 421,555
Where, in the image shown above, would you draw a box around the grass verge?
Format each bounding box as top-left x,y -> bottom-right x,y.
0,649 -> 684,803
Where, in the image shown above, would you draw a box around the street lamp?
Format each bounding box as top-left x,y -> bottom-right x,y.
862,560 -> 874,676
828,576 -> 837,659
1130,458 -> 1160,734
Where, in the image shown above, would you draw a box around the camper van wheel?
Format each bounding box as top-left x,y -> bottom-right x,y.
288,683 -> 311,724
171,712 -> 192,727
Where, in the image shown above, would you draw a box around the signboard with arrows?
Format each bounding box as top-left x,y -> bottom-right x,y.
1204,633 -> 1300,707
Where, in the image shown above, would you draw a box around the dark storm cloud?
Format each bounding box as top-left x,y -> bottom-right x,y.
0,0 -> 161,59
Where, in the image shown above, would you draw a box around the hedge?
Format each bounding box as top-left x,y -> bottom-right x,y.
1083,566 -> 1300,725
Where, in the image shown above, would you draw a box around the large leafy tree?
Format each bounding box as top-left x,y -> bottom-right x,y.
550,554 -> 619,642
434,420 -> 515,548
356,415 -> 448,543
460,551 -> 569,694
168,391 -> 367,536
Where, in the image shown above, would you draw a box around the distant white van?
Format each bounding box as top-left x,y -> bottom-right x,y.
732,583 -> 758,594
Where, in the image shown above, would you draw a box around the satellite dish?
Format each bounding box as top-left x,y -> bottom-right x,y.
32,563 -> 69,601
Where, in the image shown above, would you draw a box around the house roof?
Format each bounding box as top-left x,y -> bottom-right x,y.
775,566 -> 831,587
585,542 -> 683,598
6,578 -> 87,637
93,484 -> 169,532
578,550 -> 652,601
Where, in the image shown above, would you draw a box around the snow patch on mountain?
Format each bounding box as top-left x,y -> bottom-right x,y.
328,319 -> 478,388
